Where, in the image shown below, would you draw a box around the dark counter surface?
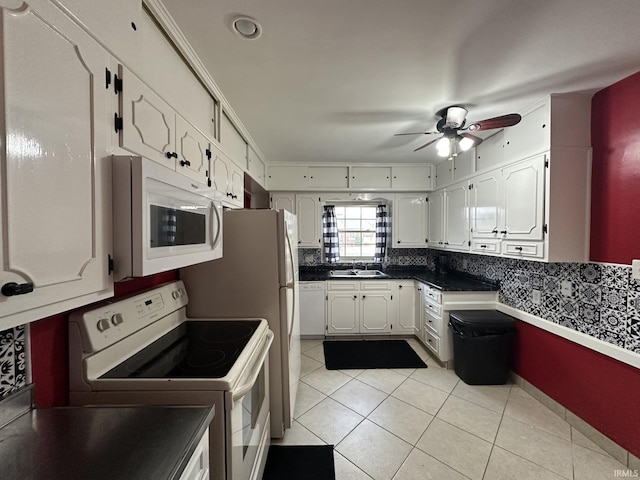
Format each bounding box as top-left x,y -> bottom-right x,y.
0,404 -> 215,480
300,267 -> 499,292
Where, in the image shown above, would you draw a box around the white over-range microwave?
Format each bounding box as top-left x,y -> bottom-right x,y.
112,156 -> 222,281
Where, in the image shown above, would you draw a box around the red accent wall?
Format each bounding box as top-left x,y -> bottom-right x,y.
590,70 -> 640,264
29,271 -> 178,407
512,321 -> 640,456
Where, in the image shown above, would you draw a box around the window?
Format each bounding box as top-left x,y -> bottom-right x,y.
334,204 -> 377,259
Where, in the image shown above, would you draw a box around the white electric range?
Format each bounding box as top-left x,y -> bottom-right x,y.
69,280 -> 273,480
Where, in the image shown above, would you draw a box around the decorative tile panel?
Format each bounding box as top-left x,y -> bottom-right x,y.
0,326 -> 27,399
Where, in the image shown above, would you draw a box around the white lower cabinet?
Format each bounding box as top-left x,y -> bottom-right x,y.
395,282 -> 415,334
326,281 -> 393,335
0,0 -> 114,328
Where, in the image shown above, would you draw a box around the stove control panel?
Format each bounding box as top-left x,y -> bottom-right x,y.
70,281 -> 189,353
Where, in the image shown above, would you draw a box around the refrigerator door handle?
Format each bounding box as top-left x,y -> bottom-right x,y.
288,286 -> 296,350
284,224 -> 296,288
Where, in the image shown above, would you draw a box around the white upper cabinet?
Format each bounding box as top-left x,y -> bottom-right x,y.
247,145 -> 266,187
267,164 -> 433,192
435,161 -> 453,190
296,195 -> 322,247
211,142 -> 243,208
393,194 -> 428,248
435,149 -> 475,189
470,170 -> 502,241
427,189 -> 445,248
350,166 -> 392,190
0,0 -> 113,328
444,181 -> 470,251
391,165 -> 433,191
220,112 -> 247,168
502,155 -> 546,242
118,65 -> 210,186
52,0 -> 141,68
270,193 -> 296,214
475,130 -> 504,173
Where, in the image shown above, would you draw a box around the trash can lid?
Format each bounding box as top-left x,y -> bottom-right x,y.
449,310 -> 516,328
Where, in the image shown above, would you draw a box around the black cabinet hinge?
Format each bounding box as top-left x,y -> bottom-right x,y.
543,224 -> 548,234
114,74 -> 123,94
468,240 -> 471,246
206,148 -> 212,160
105,68 -> 111,89
545,158 -> 549,168
468,184 -> 473,190
108,254 -> 114,275
207,178 -> 212,187
114,113 -> 123,133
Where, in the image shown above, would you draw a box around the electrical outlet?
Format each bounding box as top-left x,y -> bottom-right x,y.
532,289 -> 541,305
633,259 -> 640,280
561,280 -> 573,297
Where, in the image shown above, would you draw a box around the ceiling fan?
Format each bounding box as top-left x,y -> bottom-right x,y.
395,106 -> 521,159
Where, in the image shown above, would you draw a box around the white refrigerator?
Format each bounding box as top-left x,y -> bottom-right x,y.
180,208 -> 301,439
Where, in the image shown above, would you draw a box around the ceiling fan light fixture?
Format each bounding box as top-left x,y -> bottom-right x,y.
436,137 -> 450,157
458,136 -> 474,151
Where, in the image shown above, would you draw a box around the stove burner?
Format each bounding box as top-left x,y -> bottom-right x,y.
187,349 -> 226,369
201,323 -> 254,343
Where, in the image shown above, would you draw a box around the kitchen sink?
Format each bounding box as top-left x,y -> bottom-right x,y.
330,269 -> 388,278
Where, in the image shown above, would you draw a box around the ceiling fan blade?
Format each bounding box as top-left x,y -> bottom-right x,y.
467,113 -> 521,132
413,137 -> 441,152
394,131 -> 439,136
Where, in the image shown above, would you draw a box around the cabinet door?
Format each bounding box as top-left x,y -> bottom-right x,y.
391,165 -> 432,191
247,146 -> 266,187
435,161 -> 453,189
211,147 -> 230,202
228,160 -> 244,208
327,292 -> 359,334
296,195 -> 321,247
470,170 -> 502,239
444,181 -> 470,250
360,292 -> 392,333
119,65 -> 176,170
220,112 -> 247,168
427,190 -> 445,248
175,114 -> 210,185
267,165 -> 308,190
415,285 -> 425,336
502,155 -> 546,241
475,130 -> 504,172
503,100 -> 550,162
395,283 -> 415,334
453,149 -> 476,181
393,195 -> 428,247
350,166 -> 391,189
271,193 -> 296,214
308,166 -> 349,189
0,2 -> 113,326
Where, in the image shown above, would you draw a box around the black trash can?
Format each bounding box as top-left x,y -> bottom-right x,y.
449,310 -> 516,385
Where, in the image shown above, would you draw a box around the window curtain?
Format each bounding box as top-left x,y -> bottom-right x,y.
323,205 -> 340,263
374,204 -> 389,263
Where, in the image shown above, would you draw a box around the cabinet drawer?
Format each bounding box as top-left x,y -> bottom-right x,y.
503,241 -> 544,258
327,281 -> 359,291
360,281 -> 392,291
422,285 -> 442,304
423,331 -> 440,355
471,240 -> 501,254
423,298 -> 442,318
424,311 -> 441,335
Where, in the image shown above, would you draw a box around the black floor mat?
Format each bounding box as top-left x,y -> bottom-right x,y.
323,339 -> 428,370
262,445 -> 335,480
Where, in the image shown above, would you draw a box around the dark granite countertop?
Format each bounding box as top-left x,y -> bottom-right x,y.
300,267 -> 499,292
0,404 -> 215,480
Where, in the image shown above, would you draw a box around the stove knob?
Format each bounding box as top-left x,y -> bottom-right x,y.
111,313 -> 124,326
172,290 -> 179,299
97,318 -> 110,332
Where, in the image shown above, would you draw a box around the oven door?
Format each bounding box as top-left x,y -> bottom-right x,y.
228,330 -> 273,480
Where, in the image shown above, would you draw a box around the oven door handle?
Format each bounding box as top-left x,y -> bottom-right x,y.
232,330 -> 274,402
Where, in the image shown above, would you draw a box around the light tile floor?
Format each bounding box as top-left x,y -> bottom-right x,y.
272,338 -> 629,480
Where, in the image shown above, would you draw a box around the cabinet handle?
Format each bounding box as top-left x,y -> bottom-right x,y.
353,295 -> 357,299
492,229 -> 498,234
515,246 -> 523,251
444,241 -> 449,245
2,282 -> 34,297
480,244 -> 487,248
179,159 -> 191,167
362,295 -> 366,299
399,285 -> 403,289
397,240 -> 401,244
500,230 -> 507,234
165,152 -> 178,158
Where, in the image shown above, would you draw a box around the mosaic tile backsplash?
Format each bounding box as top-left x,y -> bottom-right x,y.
0,325 -> 27,399
299,248 -> 640,354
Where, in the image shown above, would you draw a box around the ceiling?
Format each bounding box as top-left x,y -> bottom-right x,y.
159,0 -> 640,165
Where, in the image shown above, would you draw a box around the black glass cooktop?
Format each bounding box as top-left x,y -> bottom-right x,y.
101,320 -> 261,379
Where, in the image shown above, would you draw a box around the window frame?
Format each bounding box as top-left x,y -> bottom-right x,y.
329,202 -> 380,263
